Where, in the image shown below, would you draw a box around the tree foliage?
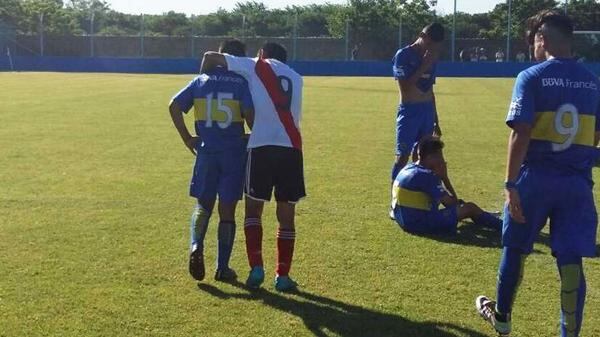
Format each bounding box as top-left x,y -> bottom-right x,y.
1,0 -> 599,44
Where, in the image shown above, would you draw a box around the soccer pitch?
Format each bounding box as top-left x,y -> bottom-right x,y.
2,72 -> 600,337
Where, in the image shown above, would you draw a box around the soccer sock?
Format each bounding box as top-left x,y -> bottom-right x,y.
244,218 -> 263,268
473,212 -> 502,231
276,228 -> 296,277
496,247 -> 526,320
556,255 -> 586,337
190,205 -> 211,251
391,162 -> 402,181
216,221 -> 236,270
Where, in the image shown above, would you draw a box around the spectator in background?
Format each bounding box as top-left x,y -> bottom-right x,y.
351,43 -> 361,61
479,48 -> 488,61
515,50 -> 526,62
470,48 -> 479,62
495,49 -> 505,62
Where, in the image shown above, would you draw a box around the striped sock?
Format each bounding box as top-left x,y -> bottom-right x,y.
276,228 -> 296,277
244,218 -> 263,268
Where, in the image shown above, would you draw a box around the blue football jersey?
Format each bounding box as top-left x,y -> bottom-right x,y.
392,45 -> 437,93
172,67 -> 253,152
507,58 -> 600,175
392,163 -> 447,225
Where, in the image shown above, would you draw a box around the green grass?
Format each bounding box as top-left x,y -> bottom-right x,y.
1,72 -> 599,337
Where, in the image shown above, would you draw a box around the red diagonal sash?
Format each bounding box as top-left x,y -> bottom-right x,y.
254,59 -> 302,150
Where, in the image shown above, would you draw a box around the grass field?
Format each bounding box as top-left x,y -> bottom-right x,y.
1,72 -> 600,337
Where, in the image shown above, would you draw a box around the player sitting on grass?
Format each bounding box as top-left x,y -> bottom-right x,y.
391,137 -> 501,235
169,39 -> 254,282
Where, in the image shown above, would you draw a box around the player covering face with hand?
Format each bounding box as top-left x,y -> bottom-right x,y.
475,10 -> 600,337
391,137 -> 502,235
391,22 -> 457,217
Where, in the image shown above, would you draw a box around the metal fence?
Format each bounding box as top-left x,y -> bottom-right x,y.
4,0 -> 600,62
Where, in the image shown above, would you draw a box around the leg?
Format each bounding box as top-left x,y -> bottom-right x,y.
276,201 -> 296,276
189,198 -> 215,281
556,255 -> 586,337
391,154 -> 409,181
392,104 -> 420,182
215,200 -> 237,277
243,147 -> 274,289
272,147 -> 305,291
496,247 -> 526,319
244,196 -> 264,268
458,202 -> 502,231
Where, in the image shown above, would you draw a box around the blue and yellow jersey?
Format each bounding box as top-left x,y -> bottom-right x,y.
392,163 -> 447,226
171,67 -> 253,152
507,58 -> 600,175
392,45 -> 437,93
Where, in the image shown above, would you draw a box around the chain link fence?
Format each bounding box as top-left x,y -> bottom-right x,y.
5,2 -> 600,62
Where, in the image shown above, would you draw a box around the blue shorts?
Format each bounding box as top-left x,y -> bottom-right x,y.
189,145 -> 246,203
502,166 -> 598,257
395,101 -> 435,156
394,206 -> 458,235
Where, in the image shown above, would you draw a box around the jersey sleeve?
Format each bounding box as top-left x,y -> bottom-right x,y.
171,78 -> 196,113
392,49 -> 411,80
224,55 -> 257,78
506,71 -> 536,127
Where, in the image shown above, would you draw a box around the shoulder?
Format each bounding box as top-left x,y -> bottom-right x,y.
393,46 -> 413,60
189,73 -> 210,87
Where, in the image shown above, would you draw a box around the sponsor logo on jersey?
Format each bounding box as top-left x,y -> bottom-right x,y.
541,77 -> 597,90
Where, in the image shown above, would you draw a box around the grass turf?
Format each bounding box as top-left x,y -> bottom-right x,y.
1,72 -> 599,337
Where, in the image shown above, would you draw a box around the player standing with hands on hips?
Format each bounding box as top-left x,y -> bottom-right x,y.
201,42 -> 305,292
475,10 -> 600,337
391,23 -> 456,217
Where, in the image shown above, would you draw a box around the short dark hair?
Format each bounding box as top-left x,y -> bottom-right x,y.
261,42 -> 287,63
219,39 -> 246,57
526,10 -> 573,45
423,23 -> 445,42
417,136 -> 444,159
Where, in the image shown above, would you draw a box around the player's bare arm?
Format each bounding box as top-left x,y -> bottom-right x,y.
168,100 -> 198,156
505,122 -> 532,223
435,160 -> 457,200
200,52 -> 227,73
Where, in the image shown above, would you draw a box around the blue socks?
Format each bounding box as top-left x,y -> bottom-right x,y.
557,255 -> 586,337
217,221 -> 236,270
190,204 -> 211,251
496,248 -> 587,337
496,247 -> 525,318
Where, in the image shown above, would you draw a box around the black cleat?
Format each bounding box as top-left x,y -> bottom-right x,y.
188,244 -> 205,281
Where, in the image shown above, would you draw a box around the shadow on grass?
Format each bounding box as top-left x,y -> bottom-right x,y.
197,281 -> 488,337
408,221 -> 552,252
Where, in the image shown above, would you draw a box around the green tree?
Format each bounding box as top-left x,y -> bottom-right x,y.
483,0 -> 558,40
146,11 -> 190,36
0,0 -> 24,27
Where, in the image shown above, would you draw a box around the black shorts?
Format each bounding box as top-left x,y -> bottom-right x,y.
245,145 -> 306,203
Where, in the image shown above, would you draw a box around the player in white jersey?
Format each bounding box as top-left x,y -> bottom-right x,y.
201,42 -> 305,292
